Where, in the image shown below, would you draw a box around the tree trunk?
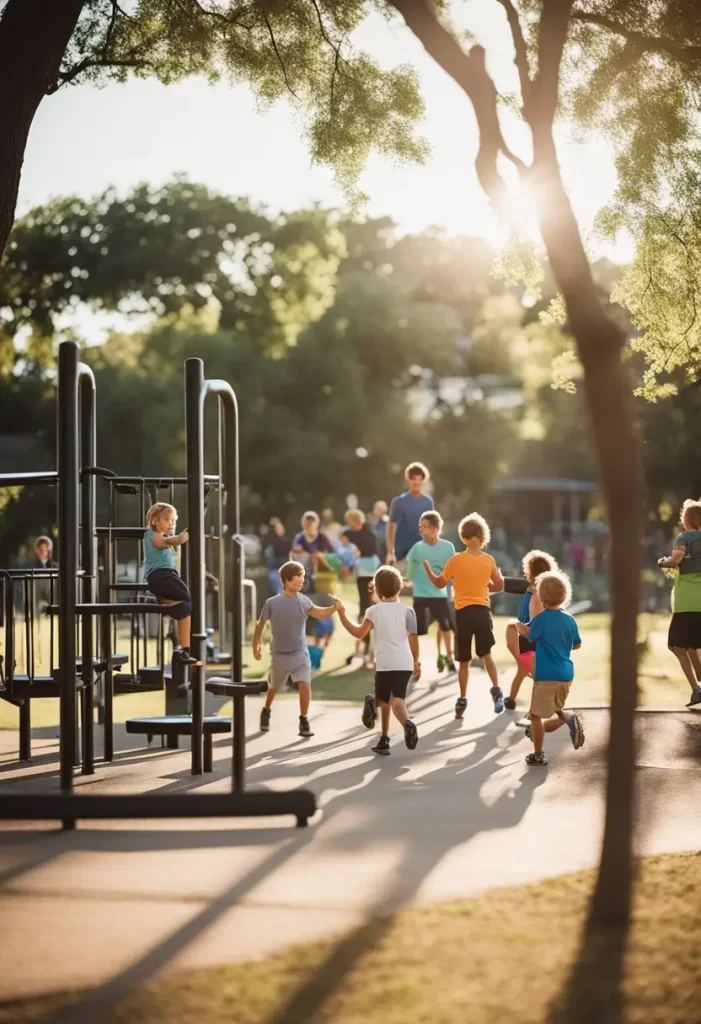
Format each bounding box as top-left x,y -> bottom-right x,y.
0,0 -> 85,259
532,134 -> 644,928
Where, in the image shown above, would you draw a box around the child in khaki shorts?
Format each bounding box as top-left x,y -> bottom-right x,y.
516,570 -> 585,766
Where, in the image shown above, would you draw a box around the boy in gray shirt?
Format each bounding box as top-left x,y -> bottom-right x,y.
337,566 -> 420,755
253,560 -> 338,737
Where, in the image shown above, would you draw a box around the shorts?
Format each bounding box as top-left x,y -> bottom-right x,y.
455,605 -> 494,662
270,651 -> 312,690
375,670 -> 412,703
519,634 -> 537,655
668,612 -> 701,650
146,569 -> 192,620
530,680 -> 571,719
315,615 -> 335,639
414,597 -> 453,635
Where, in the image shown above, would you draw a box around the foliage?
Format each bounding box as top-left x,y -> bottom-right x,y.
57,0 -> 428,200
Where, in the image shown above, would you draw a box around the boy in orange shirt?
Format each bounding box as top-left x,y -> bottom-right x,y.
424,512 -> 505,718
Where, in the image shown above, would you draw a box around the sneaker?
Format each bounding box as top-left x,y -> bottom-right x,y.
173,648 -> 200,667
567,711 -> 585,749
490,686 -> 505,714
299,716 -> 314,738
455,696 -> 468,719
446,657 -> 457,673
372,734 -> 391,755
260,706 -> 271,732
362,694 -> 377,730
504,696 -> 517,711
526,751 -> 548,767
437,654 -> 447,672
686,686 -> 701,708
404,720 -> 419,750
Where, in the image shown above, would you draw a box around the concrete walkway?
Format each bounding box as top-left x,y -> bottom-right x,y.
0,668 -> 700,1009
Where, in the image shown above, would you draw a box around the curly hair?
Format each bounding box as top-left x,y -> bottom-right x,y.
536,570 -> 572,610
522,549 -> 558,583
681,499 -> 701,531
458,512 -> 491,547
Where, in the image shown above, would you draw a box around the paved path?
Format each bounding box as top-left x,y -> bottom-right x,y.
0,669 -> 700,1010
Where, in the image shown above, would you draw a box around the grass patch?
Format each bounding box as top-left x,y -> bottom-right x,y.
4,852 -> 699,1024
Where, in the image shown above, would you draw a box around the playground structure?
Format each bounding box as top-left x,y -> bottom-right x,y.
0,341 -> 315,828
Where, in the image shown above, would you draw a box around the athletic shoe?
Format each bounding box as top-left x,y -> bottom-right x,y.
372,735 -> 391,755
362,693 -> 377,730
299,716 -> 314,738
173,647 -> 200,667
490,686 -> 505,714
568,711 -> 585,749
686,686 -> 701,708
260,706 -> 271,732
504,696 -> 517,711
526,751 -> 548,767
404,720 -> 419,750
446,657 -> 457,673
437,654 -> 447,672
455,696 -> 468,719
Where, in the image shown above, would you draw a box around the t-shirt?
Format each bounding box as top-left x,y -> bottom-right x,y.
406,538 -> 456,598
442,550 -> 496,609
260,592 -> 313,654
673,530 -> 701,574
364,602 -> 417,672
265,534 -> 292,570
292,530 -> 333,591
372,517 -> 389,562
389,492 -> 434,560
144,528 -> 175,576
528,609 -> 582,683
343,526 -> 379,576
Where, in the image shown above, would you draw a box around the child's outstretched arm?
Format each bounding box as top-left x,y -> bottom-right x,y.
308,603 -> 337,620
336,603 -> 373,641
423,560 -> 448,589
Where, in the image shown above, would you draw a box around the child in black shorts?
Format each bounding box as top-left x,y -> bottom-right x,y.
144,502 -> 199,667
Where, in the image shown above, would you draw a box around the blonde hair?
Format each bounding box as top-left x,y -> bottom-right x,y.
681,500 -> 701,531
146,502 -> 177,529
522,549 -> 558,583
345,508 -> 366,526
458,512 -> 490,546
536,570 -> 572,609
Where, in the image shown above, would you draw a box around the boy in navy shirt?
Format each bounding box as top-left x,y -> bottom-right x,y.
516,570 -> 585,766
386,462 -> 434,567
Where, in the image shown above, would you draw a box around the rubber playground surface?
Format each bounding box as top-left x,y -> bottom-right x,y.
0,664 -> 700,1010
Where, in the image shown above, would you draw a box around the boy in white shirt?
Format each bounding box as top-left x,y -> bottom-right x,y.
336,566 -> 420,755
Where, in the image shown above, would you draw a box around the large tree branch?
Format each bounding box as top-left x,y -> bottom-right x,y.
531,0 -> 575,131
388,0 -> 527,205
262,9 -> 298,98
572,10 -> 701,66
494,0 -> 532,107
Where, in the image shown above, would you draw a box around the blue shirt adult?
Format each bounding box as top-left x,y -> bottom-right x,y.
528,609 -> 582,683
389,491 -> 434,560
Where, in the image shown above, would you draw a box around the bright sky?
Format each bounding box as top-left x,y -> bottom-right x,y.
18,2 -> 632,266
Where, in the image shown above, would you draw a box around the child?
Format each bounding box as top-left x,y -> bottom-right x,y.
252,561 -> 338,737
516,570 -> 585,766
423,513 -> 504,718
406,511 -> 456,672
144,503 -> 199,667
504,550 -> 558,710
291,511 -> 335,594
386,462 -> 434,568
342,508 -> 380,668
336,566 -> 420,755
658,499 -> 701,707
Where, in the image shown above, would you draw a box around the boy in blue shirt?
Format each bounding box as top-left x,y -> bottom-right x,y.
516,570 -> 585,766
406,511 -> 456,672
386,462 -> 434,567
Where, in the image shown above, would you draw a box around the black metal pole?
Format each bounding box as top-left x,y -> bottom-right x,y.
232,691 -> 246,792
79,367 -> 96,774
185,357 -> 206,775
57,342 -> 79,795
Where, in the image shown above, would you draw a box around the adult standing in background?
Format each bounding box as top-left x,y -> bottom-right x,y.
386,463 -> 434,568
33,536 -> 56,569
371,500 -> 390,563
